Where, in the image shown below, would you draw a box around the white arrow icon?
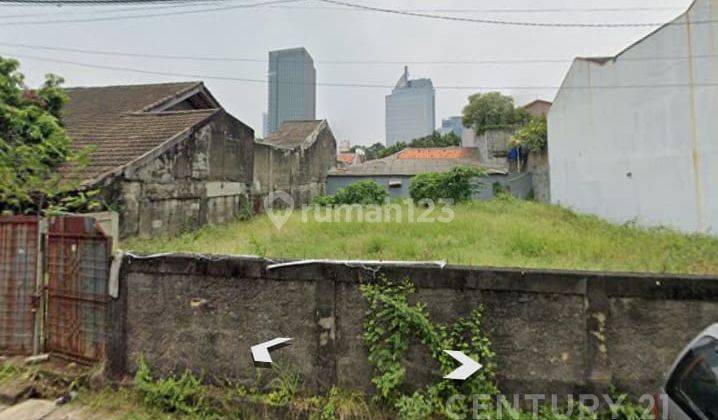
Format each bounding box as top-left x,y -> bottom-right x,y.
251,337 -> 292,366
443,350 -> 482,380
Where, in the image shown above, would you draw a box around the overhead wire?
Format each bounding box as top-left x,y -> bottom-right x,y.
315,0 -> 711,28
4,51 -> 718,91
0,0 -> 700,28
0,0 -> 304,25
3,41 -> 718,66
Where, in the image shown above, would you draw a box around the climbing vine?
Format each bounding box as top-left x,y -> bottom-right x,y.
359,277 -> 656,420
360,277 -> 498,418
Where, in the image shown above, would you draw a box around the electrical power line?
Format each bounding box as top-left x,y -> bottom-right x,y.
3,41 -> 718,66
0,0 -> 229,4
0,0 -> 700,28
0,0 -> 229,18
262,5 -> 687,14
0,0 -> 303,24
316,0 -> 706,28
5,51 -> 718,91
0,2 -> 687,17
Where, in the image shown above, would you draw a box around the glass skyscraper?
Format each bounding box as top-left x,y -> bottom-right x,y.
267,47 -> 316,135
385,67 -> 435,146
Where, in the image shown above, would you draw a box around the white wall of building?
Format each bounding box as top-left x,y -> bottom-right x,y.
549,0 -> 718,234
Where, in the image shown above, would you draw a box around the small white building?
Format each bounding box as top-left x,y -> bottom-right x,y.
549,0 -> 718,234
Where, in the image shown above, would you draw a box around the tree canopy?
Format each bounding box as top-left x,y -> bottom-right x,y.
461,92 -> 530,135
511,116 -> 547,152
0,56 -> 95,215
376,131 -> 461,159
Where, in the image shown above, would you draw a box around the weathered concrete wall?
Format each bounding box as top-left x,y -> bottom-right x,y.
112,111 -> 254,238
527,151 -> 550,203
253,126 -> 336,207
461,128 -> 513,169
114,254 -> 718,398
549,0 -> 718,234
326,173 -> 533,200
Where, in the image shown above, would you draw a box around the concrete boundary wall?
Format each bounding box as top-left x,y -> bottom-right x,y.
112,254 -> 718,397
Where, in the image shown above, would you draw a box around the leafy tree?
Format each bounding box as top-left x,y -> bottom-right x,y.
376,131 -> 462,159
511,115 -> 547,152
0,56 -> 95,215
461,92 -> 530,135
377,141 -> 407,159
350,142 -> 386,161
409,131 -> 461,148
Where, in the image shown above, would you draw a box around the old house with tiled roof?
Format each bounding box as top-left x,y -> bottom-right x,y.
63,81 -> 254,238
327,147 -> 532,199
253,120 -> 337,207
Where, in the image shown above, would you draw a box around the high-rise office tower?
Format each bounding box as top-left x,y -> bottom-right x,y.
385,67 -> 435,146
267,47 -> 316,135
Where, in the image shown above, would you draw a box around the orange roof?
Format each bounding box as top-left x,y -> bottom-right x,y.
397,148 -> 473,160
337,153 -> 354,163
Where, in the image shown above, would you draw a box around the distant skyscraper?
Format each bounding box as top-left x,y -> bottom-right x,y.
267,47 -> 316,135
385,67 -> 435,146
262,112 -> 269,138
440,116 -> 464,138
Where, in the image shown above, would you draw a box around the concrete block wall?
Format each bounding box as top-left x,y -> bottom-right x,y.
112,254 -> 718,398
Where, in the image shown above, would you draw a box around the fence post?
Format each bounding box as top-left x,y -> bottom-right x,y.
33,217 -> 46,355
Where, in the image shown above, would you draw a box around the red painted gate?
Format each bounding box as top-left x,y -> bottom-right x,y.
45,216 -> 111,362
0,216 -> 41,354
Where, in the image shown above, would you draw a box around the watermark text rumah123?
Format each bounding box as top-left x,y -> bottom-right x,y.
263,191 -> 456,231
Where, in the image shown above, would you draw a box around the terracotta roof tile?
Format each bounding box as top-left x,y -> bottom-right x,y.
329,147 -> 507,176
337,153 -> 355,163
397,148 -> 473,160
59,82 -> 218,183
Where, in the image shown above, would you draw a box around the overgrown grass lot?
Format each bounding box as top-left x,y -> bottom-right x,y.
124,199 -> 718,275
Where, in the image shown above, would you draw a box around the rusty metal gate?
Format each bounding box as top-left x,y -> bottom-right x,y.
0,216 -> 41,354
45,216 -> 111,363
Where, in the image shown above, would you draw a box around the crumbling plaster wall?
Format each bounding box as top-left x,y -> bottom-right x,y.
253,126 -> 337,207
114,111 -> 254,238
114,254 -> 718,399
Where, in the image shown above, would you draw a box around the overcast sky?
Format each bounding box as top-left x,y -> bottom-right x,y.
0,0 -> 692,145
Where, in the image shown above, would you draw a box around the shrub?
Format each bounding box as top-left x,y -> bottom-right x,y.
134,358 -> 211,416
409,166 -> 485,204
310,194 -> 336,207
313,180 -> 388,206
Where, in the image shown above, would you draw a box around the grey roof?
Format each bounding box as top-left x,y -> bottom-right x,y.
328,147 -> 506,177
259,120 -> 327,150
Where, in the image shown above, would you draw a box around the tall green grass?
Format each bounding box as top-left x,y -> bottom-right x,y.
124,199 -> 718,275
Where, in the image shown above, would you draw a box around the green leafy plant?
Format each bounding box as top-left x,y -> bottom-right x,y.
511,115 -> 548,152
0,56 -> 99,215
134,358 -> 212,417
360,277 -> 497,418
377,141 -> 408,159
265,366 -> 301,406
359,278 -> 655,419
312,180 -> 388,207
461,92 -> 530,135
314,387 -> 372,420
409,166 -> 486,204
376,131 -> 462,159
